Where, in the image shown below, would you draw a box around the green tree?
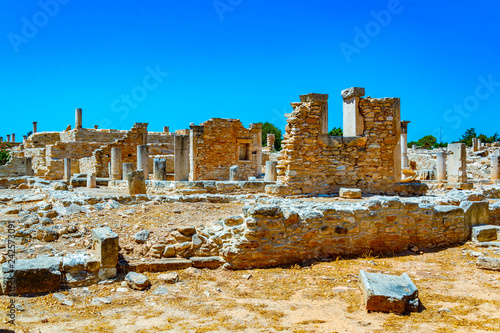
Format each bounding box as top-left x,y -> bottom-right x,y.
262,122 -> 282,151
417,135 -> 437,148
0,142 -> 11,165
458,128 -> 477,146
328,127 -> 343,136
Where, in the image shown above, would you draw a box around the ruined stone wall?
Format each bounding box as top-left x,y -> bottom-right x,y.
24,132 -> 61,149
91,123 -> 148,177
190,119 -> 261,181
490,201 -> 500,225
220,198 -> 472,269
17,148 -> 47,177
0,156 -> 33,177
148,132 -> 175,144
60,129 -> 128,143
275,93 -> 401,195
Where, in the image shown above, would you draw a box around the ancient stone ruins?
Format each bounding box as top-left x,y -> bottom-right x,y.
1,87 -> 500,317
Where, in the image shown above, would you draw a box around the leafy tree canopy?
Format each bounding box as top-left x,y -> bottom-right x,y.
328,127 -> 343,136
262,122 -> 282,151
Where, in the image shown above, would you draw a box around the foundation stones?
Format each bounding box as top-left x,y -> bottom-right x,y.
127,170 -> 146,195
472,225 -> 500,243
339,188 -> 362,199
230,165 -> 239,181
359,270 -> 419,314
1,256 -> 62,295
153,158 -> 167,181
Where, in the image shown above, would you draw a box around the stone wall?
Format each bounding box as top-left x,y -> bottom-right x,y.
59,128 -> 128,143
24,132 -> 61,149
189,119 -> 262,181
0,156 -> 33,177
273,90 -> 401,195
219,198 -> 481,269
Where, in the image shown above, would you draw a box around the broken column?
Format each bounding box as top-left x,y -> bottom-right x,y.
122,163 -> 134,180
492,155 -> 500,181
127,170 -> 146,195
33,121 -> 37,134
341,87 -> 365,137
64,158 -> 71,181
174,135 -> 189,181
251,123 -> 263,177
264,161 -> 277,181
163,126 -> 169,133
75,108 -> 83,129
266,134 -> 275,151
447,143 -> 468,183
7,135 -> 10,142
230,165 -> 239,181
92,227 -> 119,280
400,121 -> 410,169
437,151 -> 447,181
189,125 -> 204,181
137,145 -> 149,179
153,158 -> 167,181
11,134 -> 15,143
87,173 -> 97,188
110,147 -> 122,180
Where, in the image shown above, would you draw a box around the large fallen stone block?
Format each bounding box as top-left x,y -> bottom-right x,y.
339,188 -> 362,199
472,225 -> 500,243
359,270 -> 419,314
477,256 -> 500,271
1,256 -> 62,295
92,227 -> 119,269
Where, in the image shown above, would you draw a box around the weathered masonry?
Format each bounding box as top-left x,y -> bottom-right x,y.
268,88 -> 402,195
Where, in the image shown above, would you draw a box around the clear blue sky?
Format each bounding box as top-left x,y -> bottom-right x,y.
1,0 -> 499,143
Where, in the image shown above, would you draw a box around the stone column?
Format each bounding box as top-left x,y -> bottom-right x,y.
189,125 -> 204,181
174,135 -> 189,181
11,134 -> 15,143
0,137 -> 3,142
437,151 -> 447,181
163,126 -> 169,133
153,158 -> 167,181
266,134 -> 275,151
87,173 -> 97,188
412,144 -> 417,152
264,161 -> 277,181
93,125 -> 99,129
341,87 -> 365,137
491,155 -> 500,181
251,123 -> 263,177
122,163 -> 134,180
400,121 -> 410,169
447,143 -> 467,183
230,165 -> 239,181
64,158 -> 71,181
75,108 -> 82,129
108,162 -> 111,178
7,135 -> 10,142
110,147 -> 122,180
137,145 -> 149,179
33,122 -> 38,134
127,170 -> 146,195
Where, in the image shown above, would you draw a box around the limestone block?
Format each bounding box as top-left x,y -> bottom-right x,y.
1,256 -> 62,295
230,165 -> 239,181
92,227 -> 119,269
339,188 -> 362,199
127,170 -> 146,195
125,272 -> 151,290
460,201 -> 490,231
341,87 -> 365,100
264,161 -> 277,182
359,270 -> 419,314
471,225 -> 499,243
477,256 -> 500,271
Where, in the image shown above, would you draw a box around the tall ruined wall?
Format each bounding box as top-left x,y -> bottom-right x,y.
91,123 -> 148,177
220,198 -> 479,269
189,119 -> 261,181
0,157 -> 33,177
24,132 -> 61,149
275,91 -> 401,195
18,148 -> 46,176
